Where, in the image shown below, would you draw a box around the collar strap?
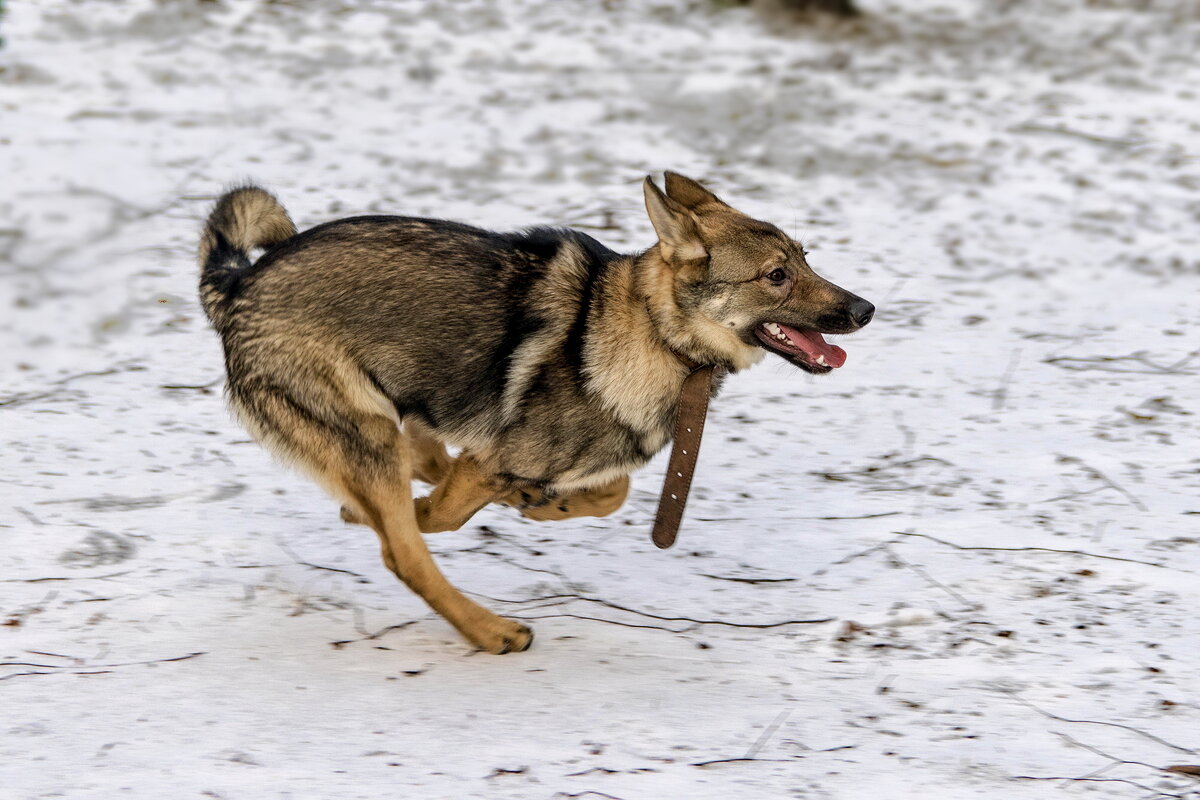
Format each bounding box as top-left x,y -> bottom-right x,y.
651,361 -> 726,549
672,350 -> 701,371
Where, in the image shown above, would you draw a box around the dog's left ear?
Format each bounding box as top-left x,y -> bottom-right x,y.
664,172 -> 730,212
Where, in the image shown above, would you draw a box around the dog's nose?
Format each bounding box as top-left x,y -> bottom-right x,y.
849,297 -> 874,328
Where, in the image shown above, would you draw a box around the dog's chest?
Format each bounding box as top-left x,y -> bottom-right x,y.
547,427 -> 668,493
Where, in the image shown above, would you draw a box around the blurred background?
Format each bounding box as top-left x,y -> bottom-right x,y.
2,2 -> 1199,799
4,0 -> 1197,372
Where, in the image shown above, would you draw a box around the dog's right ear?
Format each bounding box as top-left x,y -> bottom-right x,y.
643,176 -> 707,268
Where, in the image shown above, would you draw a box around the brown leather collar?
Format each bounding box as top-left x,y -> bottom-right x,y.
672,350 -> 702,371
651,354 -> 726,549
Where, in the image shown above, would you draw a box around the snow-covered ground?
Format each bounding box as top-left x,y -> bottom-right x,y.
2,1 -> 1199,797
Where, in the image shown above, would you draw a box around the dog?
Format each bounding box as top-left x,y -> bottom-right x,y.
197,172 -> 873,653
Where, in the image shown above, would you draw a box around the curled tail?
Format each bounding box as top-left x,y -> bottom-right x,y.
198,186 -> 296,328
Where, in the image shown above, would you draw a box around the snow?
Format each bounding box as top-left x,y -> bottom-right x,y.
2,1 -> 1199,798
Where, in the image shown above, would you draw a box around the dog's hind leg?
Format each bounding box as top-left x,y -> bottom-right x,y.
345,468 -> 532,653
406,419 -> 454,485
231,359 -> 532,654
339,420 -> 452,526
414,453 -> 510,533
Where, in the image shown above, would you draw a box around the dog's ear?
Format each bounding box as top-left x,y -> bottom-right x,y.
664,172 -> 729,212
644,176 -> 707,268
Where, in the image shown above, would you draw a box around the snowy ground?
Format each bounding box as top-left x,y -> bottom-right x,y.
3,0 -> 1200,797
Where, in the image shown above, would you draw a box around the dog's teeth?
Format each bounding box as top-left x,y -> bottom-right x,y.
764,322 -> 795,346
816,354 -> 828,366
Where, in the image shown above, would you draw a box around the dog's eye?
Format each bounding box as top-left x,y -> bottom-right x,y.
766,268 -> 787,284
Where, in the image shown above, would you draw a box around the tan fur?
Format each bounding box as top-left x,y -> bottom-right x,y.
197,187 -> 296,267
226,345 -> 531,653
510,475 -> 630,521
341,431 -> 629,527
199,174 -> 872,654
497,241 -> 593,426
198,187 -> 297,330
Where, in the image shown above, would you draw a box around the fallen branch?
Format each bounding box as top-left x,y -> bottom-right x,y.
828,542 -> 890,566
477,591 -> 833,629
277,542 -> 368,580
0,671 -> 52,682
516,613 -> 704,634
1052,730 -> 1168,774
331,608 -> 418,648
1007,692 -> 1197,755
26,650 -> 79,661
1,661 -> 84,668
0,651 -> 205,682
0,570 -> 134,583
811,456 -> 952,483
892,531 -> 1166,569
159,378 -> 222,394
471,550 -> 583,583
563,767 -> 619,777
691,756 -> 801,768
0,366 -> 139,408
1055,455 -> 1149,512
1042,350 -> 1197,376
699,574 -> 796,585
694,511 -> 901,522
1011,775 -> 1188,798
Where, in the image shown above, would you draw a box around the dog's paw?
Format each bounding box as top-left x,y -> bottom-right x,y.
519,501 -> 576,522
340,505 -> 366,525
464,616 -> 534,655
500,487 -> 553,510
413,496 -> 447,533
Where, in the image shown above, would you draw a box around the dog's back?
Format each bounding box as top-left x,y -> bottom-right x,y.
204,195 -> 623,449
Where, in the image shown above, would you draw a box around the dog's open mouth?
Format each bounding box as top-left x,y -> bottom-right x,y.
753,322 -> 847,373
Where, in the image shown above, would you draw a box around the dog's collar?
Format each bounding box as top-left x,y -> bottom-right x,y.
651,355 -> 726,550
672,350 -> 702,371
672,349 -> 727,374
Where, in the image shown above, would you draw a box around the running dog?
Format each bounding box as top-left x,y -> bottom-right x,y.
197,173 -> 873,653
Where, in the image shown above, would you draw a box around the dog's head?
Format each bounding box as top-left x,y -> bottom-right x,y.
642,172 -> 873,374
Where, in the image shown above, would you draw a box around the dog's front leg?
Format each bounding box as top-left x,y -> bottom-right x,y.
414,453 -> 509,533
508,475 -> 630,522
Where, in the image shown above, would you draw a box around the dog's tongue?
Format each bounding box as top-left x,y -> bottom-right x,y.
779,323 -> 847,368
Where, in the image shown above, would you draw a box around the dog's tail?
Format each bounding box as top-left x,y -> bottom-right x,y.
198,186 -> 296,329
